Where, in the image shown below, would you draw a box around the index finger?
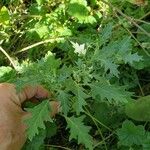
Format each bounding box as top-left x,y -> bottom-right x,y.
18,85 -> 51,104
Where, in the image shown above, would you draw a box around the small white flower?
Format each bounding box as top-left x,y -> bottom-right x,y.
70,41 -> 86,56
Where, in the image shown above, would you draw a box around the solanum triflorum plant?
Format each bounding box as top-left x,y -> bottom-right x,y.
14,24 -> 143,150
1,0 -> 150,149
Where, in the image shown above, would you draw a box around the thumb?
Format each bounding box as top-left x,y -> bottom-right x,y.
18,85 -> 50,104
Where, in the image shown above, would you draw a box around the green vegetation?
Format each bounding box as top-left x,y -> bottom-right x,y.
0,0 -> 150,149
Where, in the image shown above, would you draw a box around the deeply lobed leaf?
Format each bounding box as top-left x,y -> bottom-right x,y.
24,100 -> 53,141
66,115 -> 93,150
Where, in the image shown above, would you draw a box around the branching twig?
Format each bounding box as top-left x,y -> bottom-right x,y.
93,132 -> 115,149
84,109 -> 112,132
138,81 -> 145,96
124,27 -> 150,57
114,12 -> 150,57
139,11 -> 150,20
118,11 -> 150,37
134,18 -> 150,25
98,0 -> 150,56
99,0 -> 150,37
85,108 -> 108,150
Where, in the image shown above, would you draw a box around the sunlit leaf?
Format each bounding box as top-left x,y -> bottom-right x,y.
0,6 -> 10,25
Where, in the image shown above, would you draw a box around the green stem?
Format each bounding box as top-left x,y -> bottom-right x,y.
85,108 -> 108,150
0,46 -> 17,70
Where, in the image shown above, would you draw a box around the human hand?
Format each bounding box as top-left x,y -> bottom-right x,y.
0,83 -> 60,150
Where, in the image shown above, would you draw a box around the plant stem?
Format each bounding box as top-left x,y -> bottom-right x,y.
99,0 -> 150,37
84,109 -> 112,132
93,132 -> 114,149
0,46 -> 17,70
114,12 -> 150,57
15,37 -> 64,54
85,108 -> 108,150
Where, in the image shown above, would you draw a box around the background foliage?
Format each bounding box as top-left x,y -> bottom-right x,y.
0,0 -> 150,149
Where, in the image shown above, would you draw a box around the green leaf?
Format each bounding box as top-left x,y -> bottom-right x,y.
15,51 -> 60,90
66,115 -> 93,150
0,66 -> 16,82
35,22 -> 50,38
90,82 -> 132,103
0,66 -> 12,77
73,84 -> 88,115
45,122 -> 57,138
22,129 -> 46,150
0,6 -> 10,25
56,26 -> 72,36
99,23 -> 113,46
142,133 -> 150,150
101,59 -> 119,77
118,37 -> 132,54
43,51 -> 61,73
124,52 -> 142,64
117,120 -> 146,146
93,40 -> 119,77
57,90 -> 70,116
24,100 -> 53,141
67,0 -> 90,23
93,102 -> 124,128
36,0 -> 45,5
132,51 -> 150,69
137,24 -> 150,43
84,15 -> 96,24
116,37 -> 142,64
125,95 -> 150,121
29,4 -> 47,15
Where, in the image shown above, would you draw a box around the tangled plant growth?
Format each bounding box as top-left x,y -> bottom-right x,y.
0,0 -> 150,149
